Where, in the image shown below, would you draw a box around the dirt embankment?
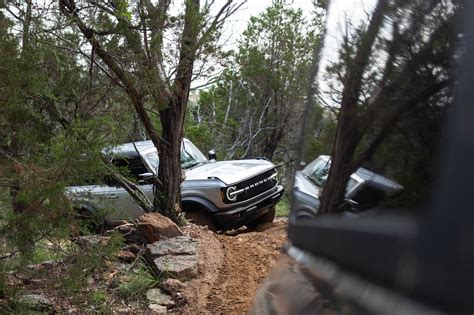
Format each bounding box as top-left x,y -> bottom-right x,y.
181,219 -> 288,314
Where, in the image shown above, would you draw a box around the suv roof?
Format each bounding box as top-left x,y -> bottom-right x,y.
104,138 -> 192,158
317,155 -> 402,193
353,168 -> 402,193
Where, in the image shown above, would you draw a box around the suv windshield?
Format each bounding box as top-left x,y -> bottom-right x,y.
145,140 -> 208,172
302,157 -> 360,194
302,157 -> 330,187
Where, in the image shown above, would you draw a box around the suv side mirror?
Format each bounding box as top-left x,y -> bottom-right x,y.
138,172 -> 154,184
208,149 -> 216,161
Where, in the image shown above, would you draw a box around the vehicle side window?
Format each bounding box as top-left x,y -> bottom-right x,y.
113,157 -> 149,181
351,186 -> 386,211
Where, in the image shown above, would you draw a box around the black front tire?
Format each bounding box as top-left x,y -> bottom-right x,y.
246,206 -> 276,229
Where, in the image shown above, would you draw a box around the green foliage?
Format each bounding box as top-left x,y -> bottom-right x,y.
115,260 -> 161,302
0,2 -> 140,298
57,232 -> 124,295
275,196 -> 289,217
116,0 -> 132,20
27,241 -> 69,265
87,290 -> 112,313
186,0 -> 325,162
302,104 -> 337,163
184,114 -> 214,153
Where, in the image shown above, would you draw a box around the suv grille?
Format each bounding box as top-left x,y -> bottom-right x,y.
224,169 -> 278,203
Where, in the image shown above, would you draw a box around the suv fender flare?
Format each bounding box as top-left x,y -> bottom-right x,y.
181,196 -> 219,214
293,206 -> 318,220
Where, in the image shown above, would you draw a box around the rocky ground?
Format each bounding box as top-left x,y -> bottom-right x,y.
181,219 -> 287,314
2,216 -> 288,314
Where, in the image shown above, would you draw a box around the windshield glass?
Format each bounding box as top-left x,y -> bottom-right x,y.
346,178 -> 359,194
181,140 -> 208,169
303,157 -> 359,194
145,140 -> 208,172
302,157 -> 330,187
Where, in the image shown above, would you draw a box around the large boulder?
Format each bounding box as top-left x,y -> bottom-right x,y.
136,213 -> 183,244
146,236 -> 199,279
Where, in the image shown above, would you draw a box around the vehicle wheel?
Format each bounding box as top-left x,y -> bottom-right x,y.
186,210 -> 218,231
294,210 -> 316,222
246,206 -> 276,229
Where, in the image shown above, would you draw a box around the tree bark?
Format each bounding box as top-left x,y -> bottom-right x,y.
21,0 -> 32,55
318,0 -> 388,214
317,0 -> 456,214
155,0 -> 200,224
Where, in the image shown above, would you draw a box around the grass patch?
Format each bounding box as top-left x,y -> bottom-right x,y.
87,290 -> 112,313
28,241 -> 69,265
276,196 -> 289,217
115,261 -> 161,302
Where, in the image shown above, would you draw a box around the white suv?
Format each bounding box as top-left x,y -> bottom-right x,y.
67,138 -> 284,229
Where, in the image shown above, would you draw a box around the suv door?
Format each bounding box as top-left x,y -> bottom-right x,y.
96,156 -> 152,223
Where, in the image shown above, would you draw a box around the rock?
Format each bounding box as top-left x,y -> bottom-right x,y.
152,255 -> 198,279
159,278 -> 186,295
146,236 -> 198,257
116,250 -> 136,263
73,235 -> 109,248
123,243 -> 143,254
17,294 -> 52,311
172,292 -> 187,307
148,303 -> 168,314
27,260 -> 63,271
136,213 -> 183,244
146,236 -> 199,279
146,288 -> 174,307
110,223 -> 142,244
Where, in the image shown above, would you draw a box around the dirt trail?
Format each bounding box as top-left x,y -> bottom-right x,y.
182,219 -> 287,314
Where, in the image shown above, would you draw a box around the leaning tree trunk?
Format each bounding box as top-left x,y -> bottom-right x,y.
154,0 -> 200,224
318,0 -> 387,214
318,125 -> 359,214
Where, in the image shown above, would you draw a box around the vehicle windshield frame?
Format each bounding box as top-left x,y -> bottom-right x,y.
302,157 -> 331,187
143,140 -> 208,174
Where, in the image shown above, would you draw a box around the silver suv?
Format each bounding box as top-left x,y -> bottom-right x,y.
292,155 -> 402,220
67,138 -> 284,229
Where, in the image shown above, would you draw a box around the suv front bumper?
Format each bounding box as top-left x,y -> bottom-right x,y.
214,185 -> 284,229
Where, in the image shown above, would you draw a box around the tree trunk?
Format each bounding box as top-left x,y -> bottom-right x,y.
154,0 -> 200,225
318,128 -> 359,214
156,104 -> 186,224
317,0 -> 387,214
21,0 -> 32,55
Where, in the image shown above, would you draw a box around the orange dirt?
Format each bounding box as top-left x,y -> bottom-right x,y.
181,218 -> 288,314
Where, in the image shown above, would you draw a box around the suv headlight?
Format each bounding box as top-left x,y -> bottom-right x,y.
225,186 -> 244,202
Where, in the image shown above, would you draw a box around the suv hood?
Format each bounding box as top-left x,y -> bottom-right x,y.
185,159 -> 275,185
294,171 -> 321,198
